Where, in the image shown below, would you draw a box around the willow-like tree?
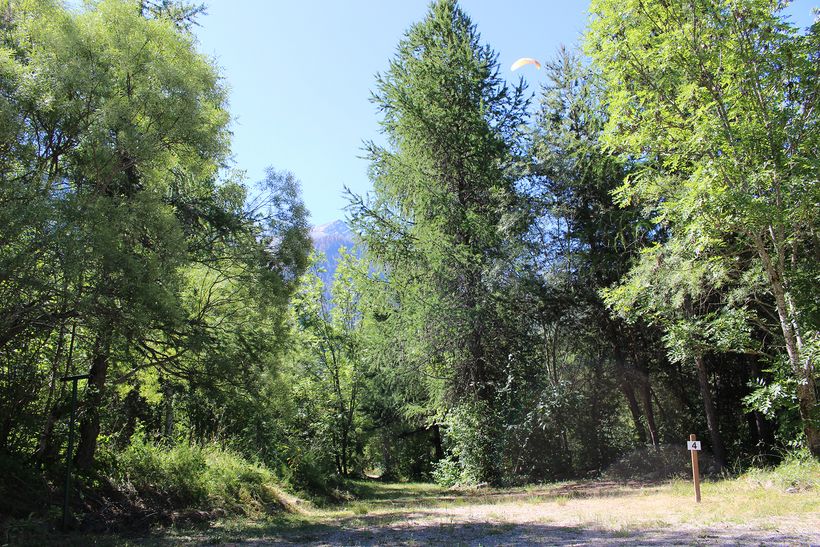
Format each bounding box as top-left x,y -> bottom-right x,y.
588,0 -> 820,456
349,0 -> 529,483
0,0 -> 309,469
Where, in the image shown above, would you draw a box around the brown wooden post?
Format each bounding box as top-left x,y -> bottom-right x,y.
690,433 -> 701,503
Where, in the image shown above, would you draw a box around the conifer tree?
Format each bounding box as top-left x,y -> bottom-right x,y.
350,0 -> 529,483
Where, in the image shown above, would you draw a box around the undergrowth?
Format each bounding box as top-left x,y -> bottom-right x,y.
1,439 -> 299,544
110,438 -> 297,517
737,449 -> 819,491
2,446 -> 817,544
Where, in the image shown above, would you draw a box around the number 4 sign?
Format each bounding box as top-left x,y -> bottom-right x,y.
688,434 -> 702,502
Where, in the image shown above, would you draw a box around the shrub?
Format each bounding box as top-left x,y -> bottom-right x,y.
740,449 -> 820,491
445,401 -> 504,485
116,439 -> 208,507
111,437 -> 291,516
603,444 -> 721,481
431,456 -> 461,487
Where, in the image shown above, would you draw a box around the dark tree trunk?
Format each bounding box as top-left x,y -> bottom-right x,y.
620,378 -> 647,444
35,406 -> 62,463
639,379 -> 659,448
634,355 -> 659,448
74,336 -> 110,470
118,387 -> 143,448
432,423 -> 444,461
694,354 -> 726,470
610,325 -> 650,445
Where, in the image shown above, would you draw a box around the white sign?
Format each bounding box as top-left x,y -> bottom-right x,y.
687,441 -> 702,451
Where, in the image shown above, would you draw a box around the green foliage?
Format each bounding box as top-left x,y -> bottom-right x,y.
116,437 -> 208,507
0,0 -> 816,530
442,401 -> 503,485
0,0 -> 311,526
740,448 -> 820,491
349,0 -> 530,485
743,338 -> 820,448
588,0 -> 820,454
431,456 -> 461,488
111,436 -> 290,515
287,249 -> 367,478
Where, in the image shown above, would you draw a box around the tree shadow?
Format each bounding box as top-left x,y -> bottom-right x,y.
199,518 -> 809,546
337,479 -> 660,511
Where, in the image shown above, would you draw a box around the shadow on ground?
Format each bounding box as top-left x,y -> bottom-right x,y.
337,479 -> 656,510
205,519 -> 811,546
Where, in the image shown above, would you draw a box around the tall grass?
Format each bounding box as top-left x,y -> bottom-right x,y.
737,449 -> 819,491
112,438 -> 296,516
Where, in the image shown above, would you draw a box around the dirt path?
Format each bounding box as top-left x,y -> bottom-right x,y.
180,481 -> 819,546
237,507 -> 818,546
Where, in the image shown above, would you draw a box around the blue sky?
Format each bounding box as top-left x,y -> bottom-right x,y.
194,1 -> 818,226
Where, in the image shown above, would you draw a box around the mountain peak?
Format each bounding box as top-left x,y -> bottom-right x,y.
310,219 -> 352,239
309,220 -> 356,288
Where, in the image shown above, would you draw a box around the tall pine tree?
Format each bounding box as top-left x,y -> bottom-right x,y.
349,0 -> 529,483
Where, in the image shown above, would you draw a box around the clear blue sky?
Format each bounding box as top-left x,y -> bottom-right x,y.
194,1 -> 817,226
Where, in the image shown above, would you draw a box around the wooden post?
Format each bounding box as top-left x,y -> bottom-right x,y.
689,433 -> 701,503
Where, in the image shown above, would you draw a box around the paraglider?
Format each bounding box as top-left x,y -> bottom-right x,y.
511,57 -> 541,71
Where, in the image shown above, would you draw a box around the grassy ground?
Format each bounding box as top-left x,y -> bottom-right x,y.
6,459 -> 819,545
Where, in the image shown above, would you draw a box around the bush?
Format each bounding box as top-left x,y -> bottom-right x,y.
117,440 -> 208,506
112,437 -> 292,516
431,456 -> 461,487
444,401 -> 504,485
740,449 -> 819,491
603,444 -> 721,481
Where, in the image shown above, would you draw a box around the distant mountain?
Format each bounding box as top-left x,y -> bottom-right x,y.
310,220 -> 356,286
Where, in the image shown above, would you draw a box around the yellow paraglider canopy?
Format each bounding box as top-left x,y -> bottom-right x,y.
511,57 -> 541,71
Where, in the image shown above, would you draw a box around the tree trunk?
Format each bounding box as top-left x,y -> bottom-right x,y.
694,354 -> 726,470
74,335 -> 110,470
634,355 -> 660,449
432,423 -> 444,461
753,232 -> 820,457
35,407 -> 61,463
620,378 -> 647,444
613,345 -> 647,444
639,377 -> 659,449
609,324 -> 652,445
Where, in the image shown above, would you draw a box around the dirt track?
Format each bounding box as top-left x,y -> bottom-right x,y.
252,510 -> 818,546
212,481 -> 820,546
